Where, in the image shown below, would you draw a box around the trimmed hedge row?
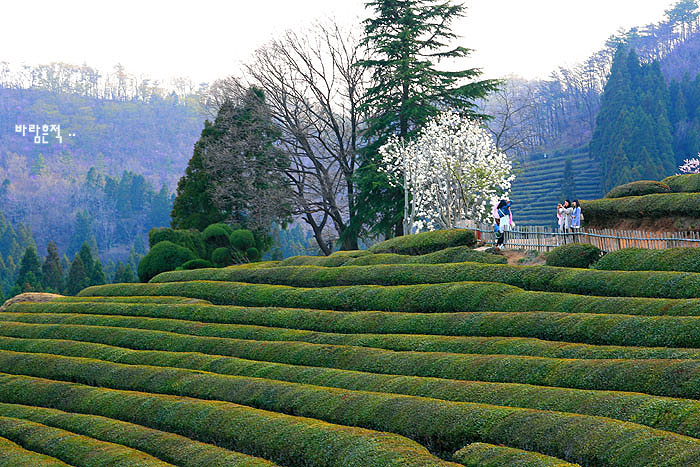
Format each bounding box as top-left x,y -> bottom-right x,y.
453,443 -> 578,467
0,415 -> 170,466
0,373 -> 463,467
3,335 -> 700,440
0,435 -> 69,466
580,192 -> 700,223
78,281 -> 700,316
150,261 -> 700,300
605,181 -> 671,199
544,244 -> 602,269
369,230 -> 477,255
52,296 -> 212,305
10,307 -> 700,356
0,403 -> 277,467
1,351 -> 699,466
4,321 -> 700,399
277,247 -> 505,268
661,174 -> 700,193
594,247 -> 700,273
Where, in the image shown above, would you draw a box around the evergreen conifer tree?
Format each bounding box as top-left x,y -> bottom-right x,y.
352,0 -> 499,237
64,255 -> 89,296
12,246 -> 43,294
42,241 -> 64,292
171,120 -> 226,231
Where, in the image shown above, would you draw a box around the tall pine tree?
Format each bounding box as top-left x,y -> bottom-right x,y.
171,120 -> 226,231
65,255 -> 88,296
42,241 -> 64,292
590,48 -> 675,191
351,0 -> 499,237
12,246 -> 43,295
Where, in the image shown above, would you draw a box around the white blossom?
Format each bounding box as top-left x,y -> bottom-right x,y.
379,111 -> 515,232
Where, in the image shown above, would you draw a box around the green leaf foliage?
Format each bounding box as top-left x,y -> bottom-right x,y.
137,241 -> 196,283
580,192 -> 700,224
545,244 -> 602,269
369,230 -> 477,255
453,443 -> 578,467
605,180 -> 671,198
181,259 -> 214,270
661,174 -> 700,192
230,229 -> 255,252
148,227 -> 206,258
211,248 -> 234,267
594,247 -> 700,272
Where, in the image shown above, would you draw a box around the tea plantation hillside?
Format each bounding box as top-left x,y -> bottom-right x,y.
510,148 -> 603,226
7,231 -> 700,465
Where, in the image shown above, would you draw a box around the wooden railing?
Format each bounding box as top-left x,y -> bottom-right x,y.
463,222 -> 700,253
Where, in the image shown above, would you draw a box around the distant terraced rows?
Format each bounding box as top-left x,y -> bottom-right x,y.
6,239 -> 700,465
510,148 -> 603,226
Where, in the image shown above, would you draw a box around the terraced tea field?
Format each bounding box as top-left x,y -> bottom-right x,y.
5,237 -> 700,466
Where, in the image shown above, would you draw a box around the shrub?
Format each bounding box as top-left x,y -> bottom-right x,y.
246,247 -> 261,262
605,180 -> 670,198
5,328 -> 700,441
53,296 -> 211,304
181,259 -> 213,270
453,443 -> 577,466
0,403 -> 276,467
0,373 -> 456,467
580,192 -> 700,224
211,247 -> 233,267
545,244 -> 602,268
0,435 -> 69,466
0,415 -> 168,466
369,229 -> 477,255
79,280 -> 700,316
202,223 -> 233,255
230,229 -> 255,252
662,174 -> 700,193
594,247 -> 700,273
136,241 -> 196,283
2,352 -> 700,466
8,318 -> 700,400
12,303 -> 700,355
148,228 -> 206,258
148,260 -> 700,300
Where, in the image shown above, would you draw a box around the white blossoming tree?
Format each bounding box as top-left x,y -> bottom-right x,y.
380,111 -> 514,233
679,156 -> 700,174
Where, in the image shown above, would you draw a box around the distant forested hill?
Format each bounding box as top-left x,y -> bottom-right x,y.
0,63 -> 205,295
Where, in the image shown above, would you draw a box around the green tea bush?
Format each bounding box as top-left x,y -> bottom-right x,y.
79,280 -> 700,316
0,435 -> 69,466
369,229 -> 477,255
230,229 -> 255,252
580,192 -> 700,224
148,227 -> 206,258
150,260 -> 700,299
211,247 -> 233,267
453,443 -> 578,466
13,305 -> 700,355
181,259 -> 213,270
0,403 -> 277,467
202,223 -> 233,255
594,247 -> 700,273
605,180 -> 670,198
3,352 -> 700,466
6,320 -> 700,399
0,373 -> 457,467
0,415 -> 169,466
137,241 -> 196,282
545,244 -> 602,268
4,333 -> 700,440
246,247 -> 261,262
662,174 -> 700,193
52,296 -> 211,304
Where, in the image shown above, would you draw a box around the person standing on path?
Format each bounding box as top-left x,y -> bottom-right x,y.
571,200 -> 582,242
558,200 -> 573,243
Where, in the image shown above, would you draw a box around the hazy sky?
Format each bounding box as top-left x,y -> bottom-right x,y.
0,0 -> 677,85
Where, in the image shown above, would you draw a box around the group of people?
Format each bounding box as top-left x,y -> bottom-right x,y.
557,200 -> 583,232
490,199 -> 584,250
493,200 -> 514,249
